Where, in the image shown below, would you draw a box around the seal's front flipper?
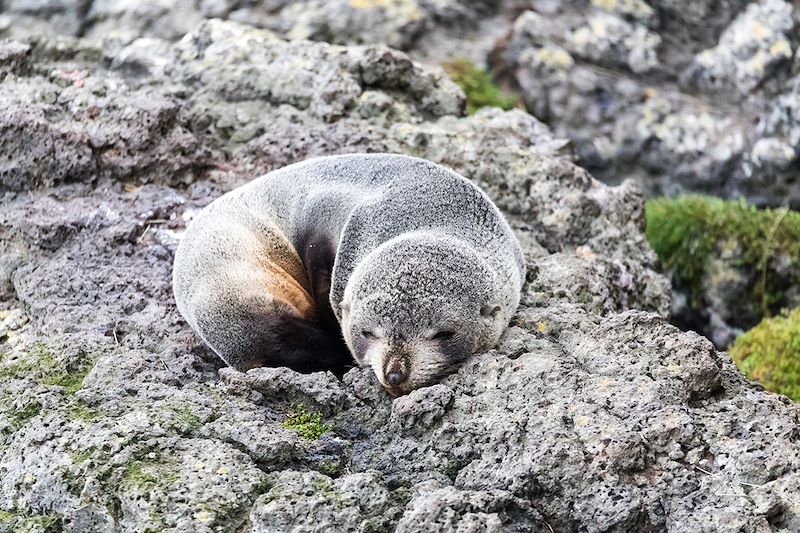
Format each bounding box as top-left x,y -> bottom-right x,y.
298,231 -> 340,335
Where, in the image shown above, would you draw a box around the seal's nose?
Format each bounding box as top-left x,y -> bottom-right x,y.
386,370 -> 407,386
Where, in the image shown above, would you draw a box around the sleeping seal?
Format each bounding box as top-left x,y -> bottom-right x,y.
173,153 -> 525,395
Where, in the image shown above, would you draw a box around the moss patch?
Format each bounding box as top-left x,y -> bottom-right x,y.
442,59 -> 518,115
645,196 -> 800,313
0,510 -> 62,533
281,405 -> 331,441
124,462 -> 161,490
71,448 -> 93,464
42,364 -> 92,394
8,402 -> 42,431
123,460 -> 178,492
68,402 -> 98,423
730,308 -> 800,401
168,405 -> 203,434
319,461 -> 340,477
0,343 -> 54,380
0,342 -> 95,395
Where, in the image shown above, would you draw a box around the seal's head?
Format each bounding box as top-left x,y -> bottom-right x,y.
339,233 -> 514,396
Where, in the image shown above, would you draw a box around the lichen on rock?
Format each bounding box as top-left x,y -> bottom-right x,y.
681,0 -> 795,94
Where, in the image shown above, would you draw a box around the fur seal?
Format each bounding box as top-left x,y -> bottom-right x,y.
173,154 -> 525,395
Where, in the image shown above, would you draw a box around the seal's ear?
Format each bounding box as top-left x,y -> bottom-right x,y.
480,304 -> 501,318
340,302 -> 350,315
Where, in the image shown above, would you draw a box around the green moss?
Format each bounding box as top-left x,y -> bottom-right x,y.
170,405 -> 202,431
281,405 -> 331,441
729,308 -> 800,401
42,365 -> 92,394
163,404 -> 218,436
318,461 -> 340,477
8,402 -> 42,431
0,344 -> 54,380
71,449 -> 92,464
312,476 -> 343,506
63,469 -> 86,497
124,462 -> 159,490
123,460 -> 179,494
645,196 -> 800,313
0,342 -> 95,395
389,486 -> 412,508
251,478 -> 272,496
440,459 -> 460,480
442,58 -> 518,115
0,510 -> 62,533
67,402 -> 98,423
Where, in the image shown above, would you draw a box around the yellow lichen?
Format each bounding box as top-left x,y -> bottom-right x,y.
588,17 -> 609,39
570,27 -> 592,49
750,20 -> 769,40
769,39 -> 792,58
535,46 -> 575,70
193,510 -> 215,524
348,0 -> 423,20
592,0 -> 617,11
591,0 -> 654,19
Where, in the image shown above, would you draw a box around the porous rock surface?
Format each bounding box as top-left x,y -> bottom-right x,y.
4,0 -> 800,209
0,19 -> 798,533
499,0 -> 800,208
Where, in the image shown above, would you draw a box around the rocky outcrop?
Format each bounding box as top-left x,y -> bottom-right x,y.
500,0 -> 800,207
4,0 -> 800,208
1,20 -> 798,532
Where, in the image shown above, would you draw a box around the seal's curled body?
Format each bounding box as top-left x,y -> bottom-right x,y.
173,154 -> 525,395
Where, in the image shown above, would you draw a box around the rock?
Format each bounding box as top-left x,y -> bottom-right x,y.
395,480 -> 547,532
169,19 -> 464,121
681,0 -> 795,95
222,367 -> 348,416
275,0 -> 429,50
566,11 -> 661,74
390,384 -> 454,433
0,16 -> 798,533
0,39 -> 30,81
496,1 -> 800,208
645,0 -> 751,49
3,0 -> 800,210
250,470 -> 406,532
0,68 -> 206,191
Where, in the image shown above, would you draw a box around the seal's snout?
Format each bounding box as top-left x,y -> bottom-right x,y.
383,353 -> 410,387
386,369 -> 407,386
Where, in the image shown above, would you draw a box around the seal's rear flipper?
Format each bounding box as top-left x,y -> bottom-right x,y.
196,305 -> 353,375
255,314 -> 353,375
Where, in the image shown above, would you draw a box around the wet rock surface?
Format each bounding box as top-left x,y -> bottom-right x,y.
0,13 -> 798,533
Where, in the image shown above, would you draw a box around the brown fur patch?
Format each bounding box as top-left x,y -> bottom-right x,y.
227,215 -> 317,321
251,228 -> 316,320
259,258 -> 316,320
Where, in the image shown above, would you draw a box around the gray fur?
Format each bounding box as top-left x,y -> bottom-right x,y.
173,153 -> 525,393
